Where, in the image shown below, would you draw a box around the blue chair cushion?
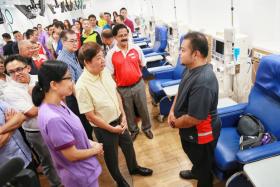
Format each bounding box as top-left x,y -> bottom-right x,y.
256,55 -> 280,99
245,86 -> 280,138
142,48 -> 154,54
144,52 -> 167,58
161,79 -> 181,87
149,79 -> 172,93
149,79 -> 172,103
215,128 -> 240,171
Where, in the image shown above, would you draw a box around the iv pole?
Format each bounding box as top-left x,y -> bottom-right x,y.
173,0 -> 177,23
231,0 -> 234,27
150,0 -> 155,20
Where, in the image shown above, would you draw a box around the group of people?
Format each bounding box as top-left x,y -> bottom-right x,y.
0,6 -> 221,187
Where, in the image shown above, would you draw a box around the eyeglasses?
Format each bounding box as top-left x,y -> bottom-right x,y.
61,76 -> 72,81
7,66 -> 27,75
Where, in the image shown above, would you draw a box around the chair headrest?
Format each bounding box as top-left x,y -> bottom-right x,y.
255,54 -> 280,99
155,25 -> 168,41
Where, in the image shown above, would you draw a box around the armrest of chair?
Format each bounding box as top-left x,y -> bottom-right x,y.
145,55 -> 164,63
135,42 -> 149,48
218,103 -> 247,128
237,141 -> 280,164
145,52 -> 168,58
134,37 -> 150,42
142,48 -> 154,54
161,80 -> 181,87
154,69 -> 174,79
147,65 -> 174,74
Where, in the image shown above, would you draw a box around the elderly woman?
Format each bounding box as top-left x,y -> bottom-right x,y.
75,42 -> 153,187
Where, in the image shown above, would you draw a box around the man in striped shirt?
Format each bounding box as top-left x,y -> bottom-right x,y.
57,30 -> 93,141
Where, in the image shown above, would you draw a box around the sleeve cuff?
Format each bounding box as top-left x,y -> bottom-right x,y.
54,140 -> 76,151
79,107 -> 94,115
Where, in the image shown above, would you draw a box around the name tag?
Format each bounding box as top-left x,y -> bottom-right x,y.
128,53 -> 136,59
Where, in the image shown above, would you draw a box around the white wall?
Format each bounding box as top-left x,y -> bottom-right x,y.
0,0 -> 280,52
236,0 -> 280,52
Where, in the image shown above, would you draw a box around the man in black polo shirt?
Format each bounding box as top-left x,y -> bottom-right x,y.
168,32 -> 221,187
2,33 -> 15,56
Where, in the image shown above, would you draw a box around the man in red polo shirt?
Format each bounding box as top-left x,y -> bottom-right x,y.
106,24 -> 153,141
120,7 -> 135,33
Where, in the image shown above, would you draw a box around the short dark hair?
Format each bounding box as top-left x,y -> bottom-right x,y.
52,19 -> 58,23
78,42 -> 102,65
104,12 -> 111,17
4,54 -> 28,69
37,24 -> 42,27
13,30 -> 20,35
112,24 -> 129,36
120,7 -> 127,12
88,14 -> 96,20
60,29 -> 76,41
2,33 -> 11,39
32,61 -> 68,106
53,21 -> 65,30
102,29 -> 113,38
47,24 -> 53,30
25,29 -> 36,39
183,32 -> 208,58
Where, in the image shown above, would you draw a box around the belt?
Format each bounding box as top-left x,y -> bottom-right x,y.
118,78 -> 142,88
109,116 -> 121,126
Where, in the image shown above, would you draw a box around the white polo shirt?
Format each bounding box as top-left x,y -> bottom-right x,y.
0,75 -> 11,101
3,75 -> 39,131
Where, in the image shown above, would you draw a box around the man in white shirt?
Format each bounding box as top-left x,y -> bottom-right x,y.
0,56 -> 11,100
3,55 -> 61,187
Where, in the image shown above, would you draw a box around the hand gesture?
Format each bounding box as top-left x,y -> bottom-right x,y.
120,116 -> 128,132
113,125 -> 126,134
91,142 -> 104,156
5,109 -> 17,122
167,111 -> 176,128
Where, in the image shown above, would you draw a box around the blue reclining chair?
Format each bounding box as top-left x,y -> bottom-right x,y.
141,25 -> 169,78
148,35 -> 185,104
214,54 -> 280,180
133,36 -> 151,48
134,36 -> 150,42
148,56 -> 185,105
142,25 -> 168,58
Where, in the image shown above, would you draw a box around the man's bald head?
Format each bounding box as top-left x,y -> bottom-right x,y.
18,40 -> 34,58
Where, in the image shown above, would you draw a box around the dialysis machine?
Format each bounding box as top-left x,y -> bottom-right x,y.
212,28 -> 251,102
166,22 -> 179,66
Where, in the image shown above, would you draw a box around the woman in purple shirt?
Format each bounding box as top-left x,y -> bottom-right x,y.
32,61 -> 103,187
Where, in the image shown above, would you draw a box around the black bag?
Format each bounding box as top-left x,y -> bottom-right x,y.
237,114 -> 265,136
237,114 -> 277,150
